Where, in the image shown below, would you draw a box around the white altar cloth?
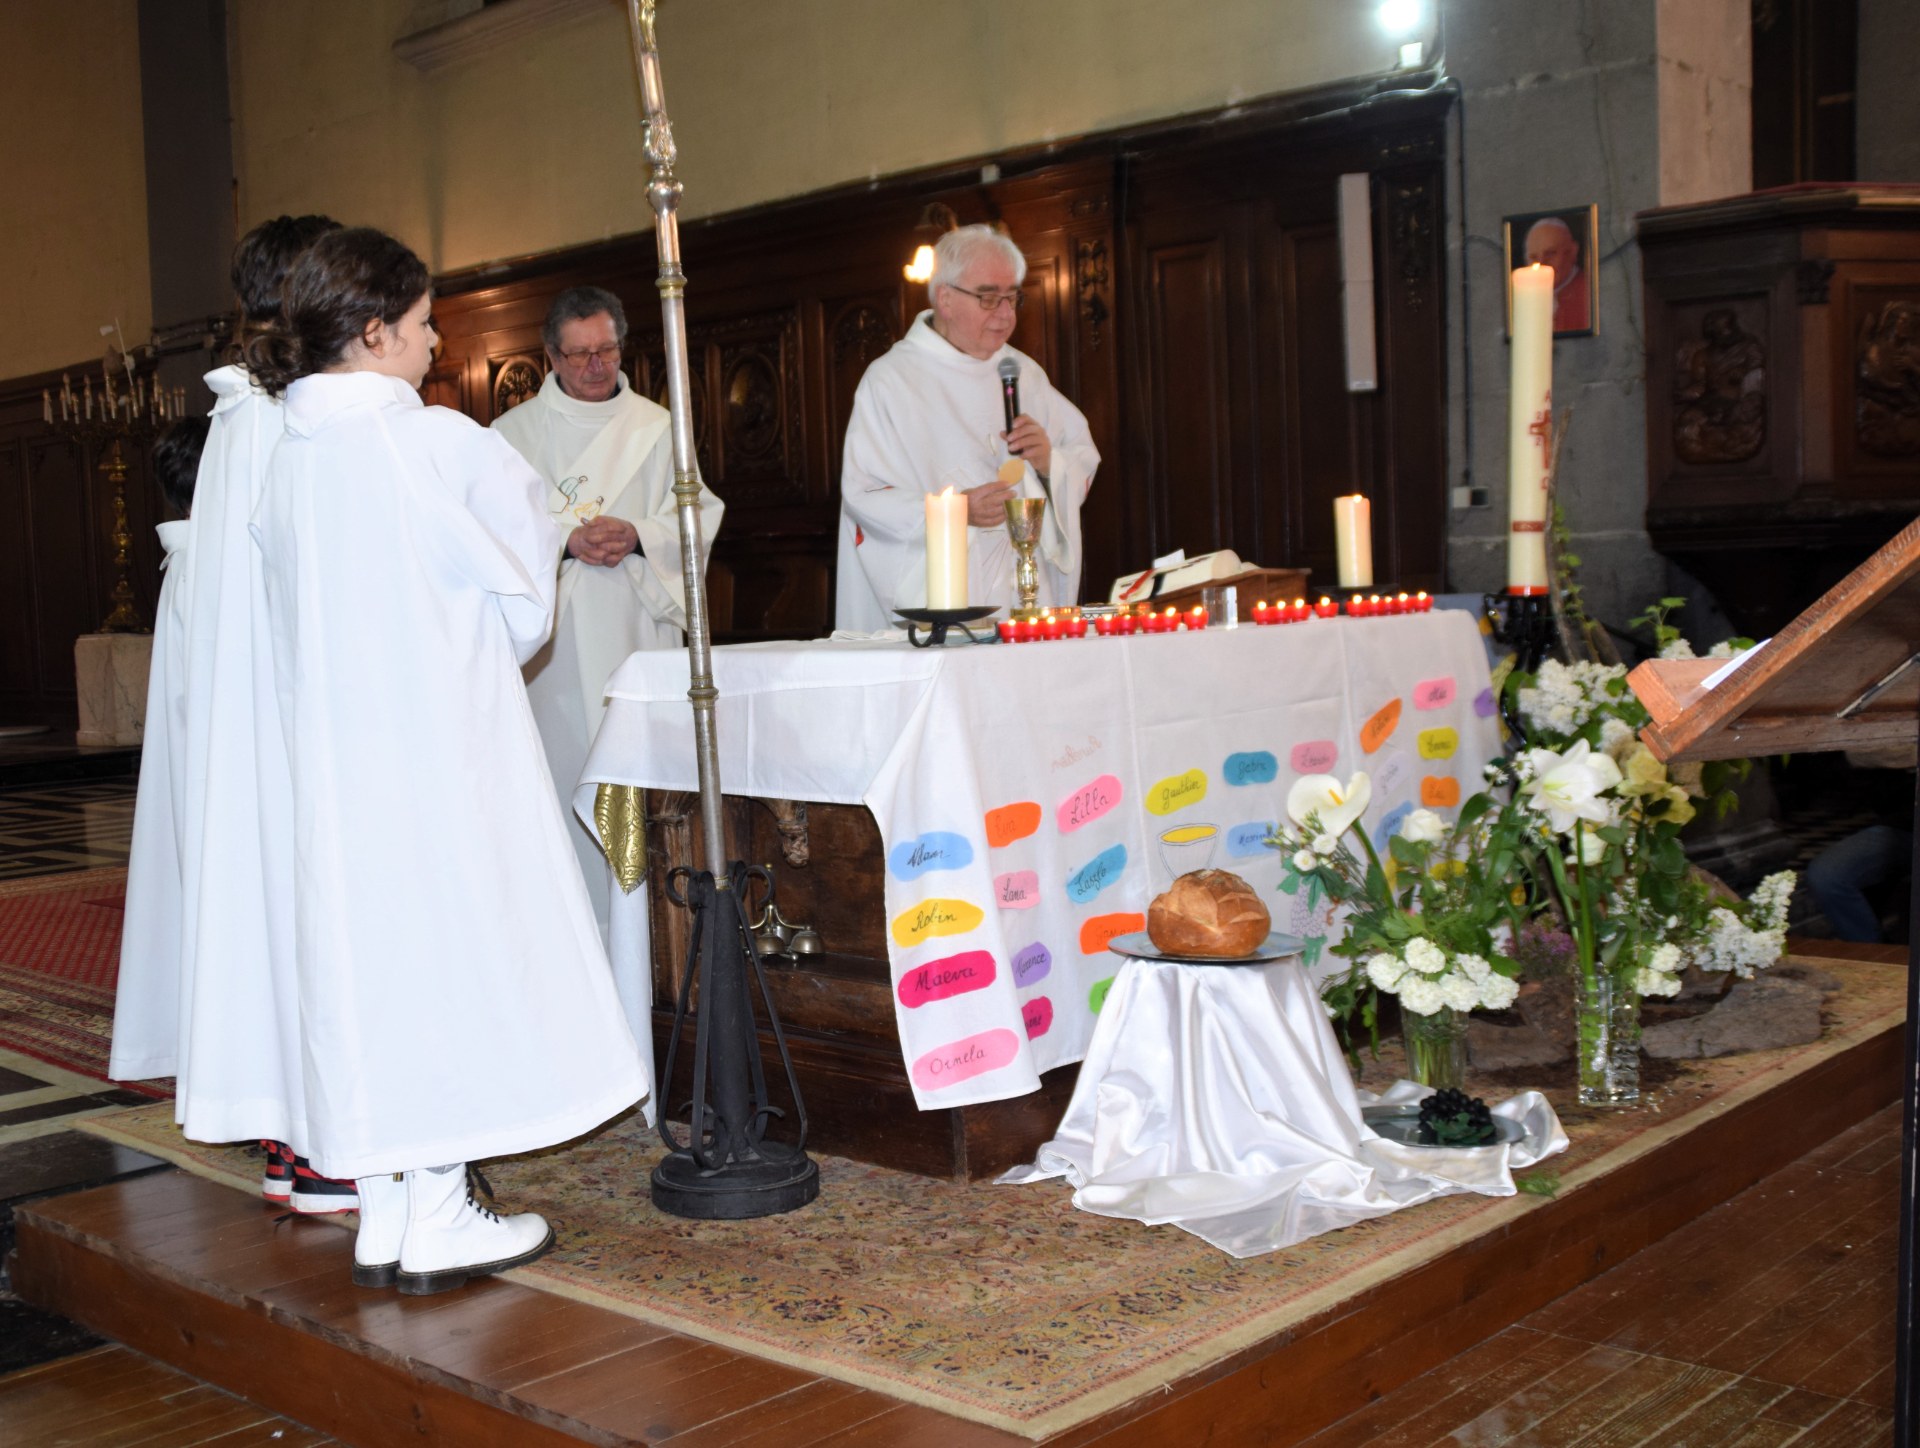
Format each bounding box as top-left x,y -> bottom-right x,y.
998,954 -> 1567,1256
577,613 -> 1501,1112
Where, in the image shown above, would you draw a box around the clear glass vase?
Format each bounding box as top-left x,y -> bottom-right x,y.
1575,970 -> 1641,1106
1402,1005 -> 1467,1092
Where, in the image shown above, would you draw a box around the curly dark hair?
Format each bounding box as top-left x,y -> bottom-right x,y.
243,228 -> 431,399
151,415 -> 211,517
231,214 -> 341,328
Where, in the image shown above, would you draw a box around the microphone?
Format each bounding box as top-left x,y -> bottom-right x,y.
997,356 -> 1020,436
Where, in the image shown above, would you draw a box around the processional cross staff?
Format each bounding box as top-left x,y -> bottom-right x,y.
623,0 -> 819,1218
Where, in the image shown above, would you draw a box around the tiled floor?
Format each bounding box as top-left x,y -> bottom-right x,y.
0,781 -> 138,881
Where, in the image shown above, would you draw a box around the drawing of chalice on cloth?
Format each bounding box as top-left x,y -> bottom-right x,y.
1158,822 -> 1219,880
1005,496 -> 1046,620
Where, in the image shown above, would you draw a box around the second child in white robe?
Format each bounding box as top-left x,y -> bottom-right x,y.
254,370 -> 649,1180
836,313 -> 1099,630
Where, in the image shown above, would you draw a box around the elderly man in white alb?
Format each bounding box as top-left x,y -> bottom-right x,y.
492,286 -> 724,1032
837,225 -> 1098,628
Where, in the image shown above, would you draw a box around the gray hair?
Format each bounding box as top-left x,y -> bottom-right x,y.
543,285 -> 628,353
929,224 -> 1026,302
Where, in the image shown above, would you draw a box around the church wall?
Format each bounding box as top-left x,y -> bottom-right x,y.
225,0 -> 1427,273
1857,0 -> 1920,182
0,0 -> 152,382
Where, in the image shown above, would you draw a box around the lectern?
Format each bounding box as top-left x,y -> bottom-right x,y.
1629,515 -> 1920,1443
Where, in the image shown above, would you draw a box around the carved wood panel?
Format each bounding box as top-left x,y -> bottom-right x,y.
489,353 -> 545,417
824,294 -> 900,491
705,307 -> 805,508
1851,288 -> 1920,468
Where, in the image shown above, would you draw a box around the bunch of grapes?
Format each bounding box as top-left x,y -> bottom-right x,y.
1416,1087 -> 1497,1146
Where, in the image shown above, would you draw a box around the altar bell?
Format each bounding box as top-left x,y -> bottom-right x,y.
836,223 -> 1099,628
108,214 -> 362,1215
492,285 -> 723,1029
248,227 -> 650,1295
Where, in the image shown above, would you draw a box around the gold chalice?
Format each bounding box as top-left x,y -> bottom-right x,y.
1005,496 -> 1047,621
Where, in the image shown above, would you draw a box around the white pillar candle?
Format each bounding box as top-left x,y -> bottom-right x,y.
1332,494 -> 1373,589
924,486 -> 968,608
1507,263 -> 1555,594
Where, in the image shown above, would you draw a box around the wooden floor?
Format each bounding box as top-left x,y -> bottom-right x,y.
0,1346 -> 336,1445
1298,1100 -> 1901,1446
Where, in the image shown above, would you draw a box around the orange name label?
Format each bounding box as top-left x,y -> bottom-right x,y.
1420,775 -> 1461,807
1080,912 -> 1145,956
984,801 -> 1042,848
1360,698 -> 1402,754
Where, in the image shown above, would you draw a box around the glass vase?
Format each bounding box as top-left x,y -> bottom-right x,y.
1402,1005 -> 1467,1092
1575,970 -> 1641,1107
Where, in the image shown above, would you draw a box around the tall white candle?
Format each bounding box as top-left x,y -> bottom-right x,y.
1507,263 -> 1555,593
1332,494 -> 1373,589
924,486 -> 968,608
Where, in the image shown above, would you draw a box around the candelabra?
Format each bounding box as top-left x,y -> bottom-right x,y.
47,370 -> 186,635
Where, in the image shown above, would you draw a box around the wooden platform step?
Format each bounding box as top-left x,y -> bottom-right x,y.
6,1011 -> 1904,1448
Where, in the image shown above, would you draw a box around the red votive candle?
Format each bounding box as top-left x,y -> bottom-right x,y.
1286,597 -> 1305,622
1190,606 -> 1207,630
1315,596 -> 1338,618
1253,601 -> 1271,625
1067,615 -> 1087,638
997,620 -> 1016,643
1015,618 -> 1036,642
1118,612 -> 1135,635
1415,591 -> 1432,612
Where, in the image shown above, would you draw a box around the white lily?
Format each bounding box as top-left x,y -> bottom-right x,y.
1286,772 -> 1372,840
1522,740 -> 1622,835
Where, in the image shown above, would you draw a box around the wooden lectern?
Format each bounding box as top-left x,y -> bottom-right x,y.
1629,514 -> 1920,1443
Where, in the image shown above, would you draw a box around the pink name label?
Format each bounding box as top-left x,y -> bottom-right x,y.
1413,676 -> 1457,710
1022,997 -> 1054,1039
896,949 -> 997,1009
911,1028 -> 1020,1092
995,870 -> 1041,910
1057,774 -> 1123,834
1290,740 -> 1338,773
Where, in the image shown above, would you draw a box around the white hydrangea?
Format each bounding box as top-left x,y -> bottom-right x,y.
1365,951 -> 1408,991
1659,637 -> 1697,660
1439,971 -> 1483,1011
1647,942 -> 1683,976
1634,966 -> 1685,997
1697,906 -> 1787,978
1476,971 -> 1520,1011
1455,951 -> 1492,982
1598,716 -> 1637,761
1404,937 -> 1448,975
1398,975 -> 1446,1015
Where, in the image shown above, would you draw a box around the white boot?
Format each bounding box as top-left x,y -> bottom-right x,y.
395,1164 -> 553,1297
351,1173 -> 408,1289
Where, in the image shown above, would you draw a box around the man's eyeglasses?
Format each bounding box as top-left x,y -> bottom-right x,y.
946,284 -> 1025,313
557,343 -> 623,367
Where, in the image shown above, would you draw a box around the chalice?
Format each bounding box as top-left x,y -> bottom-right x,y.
1005,496 -> 1047,621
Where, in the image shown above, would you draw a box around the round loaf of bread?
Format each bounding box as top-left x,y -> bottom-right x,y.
1147,869 -> 1271,957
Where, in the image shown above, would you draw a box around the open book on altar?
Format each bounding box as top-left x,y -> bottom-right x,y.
1109,549 -> 1245,604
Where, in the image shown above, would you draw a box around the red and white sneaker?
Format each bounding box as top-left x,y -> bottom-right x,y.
260,1141 -> 293,1203
290,1156 -> 360,1215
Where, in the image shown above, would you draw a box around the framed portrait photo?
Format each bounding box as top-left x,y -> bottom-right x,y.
1503,204 -> 1599,338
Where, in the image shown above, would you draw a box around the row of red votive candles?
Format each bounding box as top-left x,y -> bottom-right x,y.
994,605 -> 1214,642
1253,591 -> 1433,623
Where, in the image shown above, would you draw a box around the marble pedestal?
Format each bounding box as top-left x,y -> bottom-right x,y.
74,632 -> 153,746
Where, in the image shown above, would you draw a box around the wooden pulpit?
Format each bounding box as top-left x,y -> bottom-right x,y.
1628,514 -> 1920,1443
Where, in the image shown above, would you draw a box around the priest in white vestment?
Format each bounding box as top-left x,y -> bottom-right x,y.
836,224 -> 1098,630
493,286 -> 724,1038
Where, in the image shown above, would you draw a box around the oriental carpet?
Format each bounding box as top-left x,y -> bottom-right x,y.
0,868 -> 168,1098
77,951 -> 1906,1440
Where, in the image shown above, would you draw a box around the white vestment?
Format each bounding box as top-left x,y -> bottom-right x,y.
255,371 -> 649,1180
835,313 -> 1098,630
109,367 -> 307,1155
492,373 -> 723,1040
111,520 -> 191,1082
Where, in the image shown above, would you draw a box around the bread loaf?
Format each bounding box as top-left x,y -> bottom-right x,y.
1147,869 -> 1271,957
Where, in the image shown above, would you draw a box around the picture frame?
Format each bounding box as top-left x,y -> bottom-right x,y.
1503,204 -> 1599,338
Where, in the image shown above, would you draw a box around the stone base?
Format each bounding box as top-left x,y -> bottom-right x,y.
74,632 -> 152,747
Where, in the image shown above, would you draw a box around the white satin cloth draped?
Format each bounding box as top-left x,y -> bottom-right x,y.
1000,956 -> 1567,1257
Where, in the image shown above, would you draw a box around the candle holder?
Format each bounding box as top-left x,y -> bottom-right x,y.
1004,496 -> 1047,621
51,407 -> 162,634
895,606 -> 999,648
1483,590 -> 1555,738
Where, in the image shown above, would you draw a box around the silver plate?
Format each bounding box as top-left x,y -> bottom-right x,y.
1362,1103 -> 1525,1148
1105,930 -> 1305,965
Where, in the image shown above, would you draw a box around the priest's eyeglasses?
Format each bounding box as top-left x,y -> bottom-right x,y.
557,343 -> 623,367
947,284 -> 1025,313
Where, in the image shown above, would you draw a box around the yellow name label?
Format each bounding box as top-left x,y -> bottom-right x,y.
1417,727 -> 1459,761
1146,769 -> 1208,816
891,897 -> 986,948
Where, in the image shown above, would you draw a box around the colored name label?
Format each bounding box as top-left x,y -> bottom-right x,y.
1066,842 -> 1129,903
897,949 -> 997,1009
1373,800 -> 1414,854
1081,912 -> 1146,955
910,1028 -> 1020,1092
1421,775 -> 1461,807
1374,750 -> 1412,799
1012,941 -> 1053,988
891,897 -> 986,948
1057,775 -> 1123,834
1146,769 -> 1208,815
1413,677 -> 1457,710
1290,739 -> 1339,774
887,830 -> 974,881
1227,820 -> 1276,857
995,870 -> 1040,910
1022,997 -> 1054,1039
984,801 -> 1042,848
1417,727 -> 1459,760
1473,687 -> 1497,719
1361,698 -> 1402,754
1089,977 -> 1116,1015
1222,750 -> 1279,786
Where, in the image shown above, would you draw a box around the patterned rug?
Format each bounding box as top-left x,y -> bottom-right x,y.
0,867 -> 168,1098
77,952 -> 1906,1439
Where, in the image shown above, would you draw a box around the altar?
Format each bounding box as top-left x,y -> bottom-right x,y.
578,612 -> 1502,1178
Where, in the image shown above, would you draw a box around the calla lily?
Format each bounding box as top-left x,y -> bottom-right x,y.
1521,740 -> 1621,835
1286,771 -> 1372,839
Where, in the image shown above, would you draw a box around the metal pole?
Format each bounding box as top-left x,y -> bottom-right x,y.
1897,740 -> 1919,1445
